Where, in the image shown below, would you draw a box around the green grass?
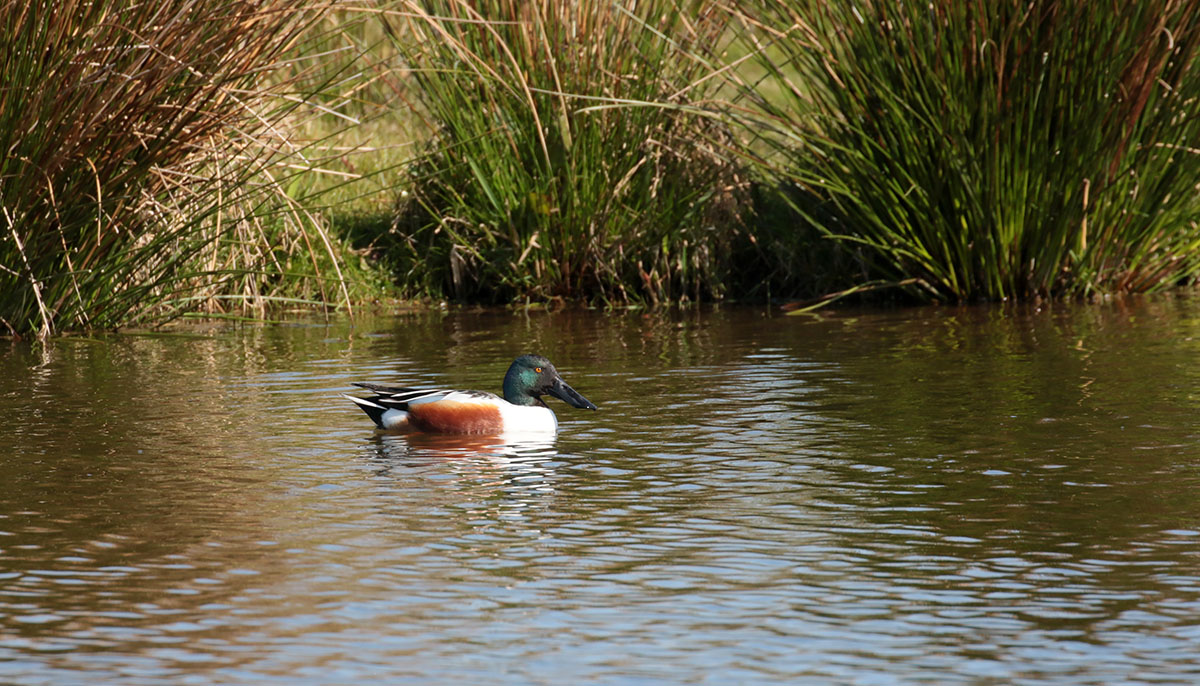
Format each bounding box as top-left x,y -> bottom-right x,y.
10,0 -> 1200,335
736,0 -> 1200,302
379,0 -> 750,305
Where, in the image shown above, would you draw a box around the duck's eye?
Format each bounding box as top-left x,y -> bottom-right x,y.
534,367 -> 543,373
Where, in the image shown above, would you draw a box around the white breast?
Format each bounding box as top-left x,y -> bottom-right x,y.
498,404 -> 558,434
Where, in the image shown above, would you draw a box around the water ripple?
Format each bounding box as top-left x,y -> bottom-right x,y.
2,306 -> 1200,684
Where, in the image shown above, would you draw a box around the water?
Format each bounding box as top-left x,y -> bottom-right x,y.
3,298 -> 1200,685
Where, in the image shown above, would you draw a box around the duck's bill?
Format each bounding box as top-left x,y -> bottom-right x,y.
548,378 -> 597,410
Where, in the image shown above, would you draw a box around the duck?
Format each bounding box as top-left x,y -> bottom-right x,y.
344,354 -> 597,434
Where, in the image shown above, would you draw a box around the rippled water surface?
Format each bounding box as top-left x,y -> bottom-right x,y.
4,299 -> 1200,684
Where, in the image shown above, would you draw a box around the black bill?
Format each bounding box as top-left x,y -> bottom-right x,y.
547,377 -> 597,410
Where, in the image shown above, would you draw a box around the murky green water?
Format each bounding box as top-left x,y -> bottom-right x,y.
3,298 -> 1200,684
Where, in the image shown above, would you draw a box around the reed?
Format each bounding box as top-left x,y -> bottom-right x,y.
740,0 -> 1200,302
0,0 -> 366,337
384,0 -> 746,305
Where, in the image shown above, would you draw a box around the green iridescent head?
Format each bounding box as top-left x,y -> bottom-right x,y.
502,354 -> 597,410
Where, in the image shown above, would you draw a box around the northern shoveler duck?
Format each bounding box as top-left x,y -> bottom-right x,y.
344,354 -> 597,434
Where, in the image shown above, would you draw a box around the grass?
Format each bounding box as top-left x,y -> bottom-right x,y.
9,0 -> 1200,336
736,0 -> 1200,302
379,0 -> 749,305
0,0 -> 387,338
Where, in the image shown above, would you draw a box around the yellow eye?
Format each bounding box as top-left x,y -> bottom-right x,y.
535,367 -> 543,373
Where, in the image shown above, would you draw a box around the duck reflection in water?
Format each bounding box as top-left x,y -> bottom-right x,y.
362,431 -> 560,518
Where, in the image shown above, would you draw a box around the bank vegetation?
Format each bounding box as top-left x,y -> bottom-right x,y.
3,0 -> 1199,337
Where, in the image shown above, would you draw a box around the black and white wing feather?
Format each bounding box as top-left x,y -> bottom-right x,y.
351,383 -> 500,409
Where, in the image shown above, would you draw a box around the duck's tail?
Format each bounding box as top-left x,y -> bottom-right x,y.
343,394 -> 409,430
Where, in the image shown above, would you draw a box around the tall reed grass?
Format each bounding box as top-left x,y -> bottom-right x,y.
386,0 -> 746,305
0,0 -> 364,337
741,0 -> 1200,302
17,0 -> 1200,332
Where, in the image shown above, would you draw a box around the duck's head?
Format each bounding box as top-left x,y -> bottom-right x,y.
502,354 -> 597,410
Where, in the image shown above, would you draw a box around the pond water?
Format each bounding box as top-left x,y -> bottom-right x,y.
3,298 -> 1200,685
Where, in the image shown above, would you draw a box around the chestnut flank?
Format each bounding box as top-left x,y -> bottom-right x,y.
408,401 -> 504,434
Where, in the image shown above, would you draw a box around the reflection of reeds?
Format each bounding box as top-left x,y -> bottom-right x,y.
385,0 -> 747,305
0,0 -> 360,338
740,0 -> 1200,302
